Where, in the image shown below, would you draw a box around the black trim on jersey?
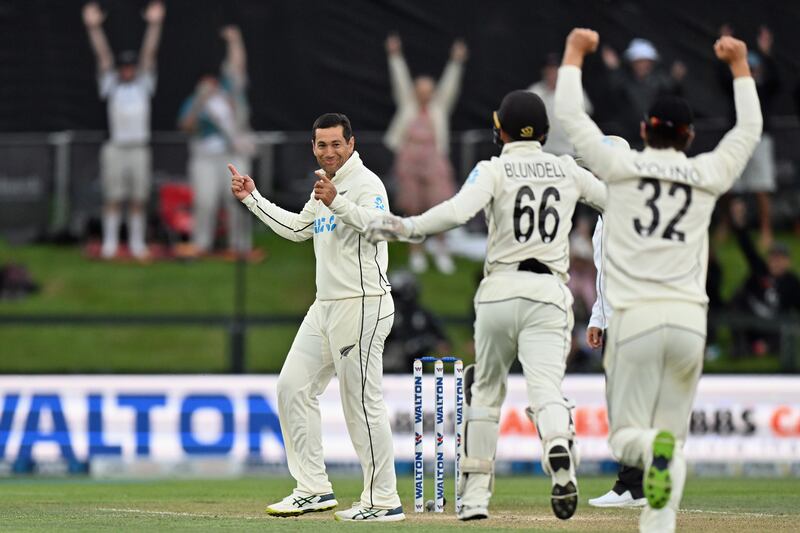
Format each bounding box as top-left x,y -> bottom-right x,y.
356,235 -> 377,508
253,200 -> 314,234
378,312 -> 395,322
476,296 -> 566,314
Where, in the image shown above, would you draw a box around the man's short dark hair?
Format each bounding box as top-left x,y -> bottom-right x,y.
312,113 -> 352,141
645,96 -> 694,150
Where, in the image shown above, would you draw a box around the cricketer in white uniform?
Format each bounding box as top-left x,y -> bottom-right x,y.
555,29 -> 762,533
230,113 -> 404,523
366,90 -> 607,521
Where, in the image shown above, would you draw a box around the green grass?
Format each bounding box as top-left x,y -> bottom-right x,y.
1,229 -> 798,373
0,475 -> 797,531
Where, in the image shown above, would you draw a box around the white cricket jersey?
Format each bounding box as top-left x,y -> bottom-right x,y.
99,70 -> 156,145
242,151 -> 391,301
408,141 -> 606,305
555,65 -> 762,310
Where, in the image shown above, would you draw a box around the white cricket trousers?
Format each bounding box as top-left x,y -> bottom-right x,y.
472,296 -> 573,413
604,300 -> 706,533
189,151 -> 252,253
276,294 -> 401,509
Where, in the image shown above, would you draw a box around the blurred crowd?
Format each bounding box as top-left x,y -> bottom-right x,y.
22,3 -> 795,367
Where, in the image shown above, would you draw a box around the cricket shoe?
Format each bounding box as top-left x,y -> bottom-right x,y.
645,430 -> 675,509
266,492 -> 338,517
333,503 -> 405,522
458,503 -> 488,521
545,445 -> 578,520
588,489 -> 647,508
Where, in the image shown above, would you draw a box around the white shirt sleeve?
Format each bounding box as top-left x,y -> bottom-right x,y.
554,66 -> 630,182
98,71 -> 117,99
242,189 -> 316,242
137,70 -> 157,96
409,161 -> 495,236
588,216 -> 611,329
565,156 -> 607,213
328,182 -> 390,234
694,77 -> 763,196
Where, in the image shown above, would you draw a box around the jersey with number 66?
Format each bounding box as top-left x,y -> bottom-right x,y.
555,66 -> 762,309
408,140 -> 607,287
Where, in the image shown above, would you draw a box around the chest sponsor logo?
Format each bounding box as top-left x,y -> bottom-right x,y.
314,215 -> 336,234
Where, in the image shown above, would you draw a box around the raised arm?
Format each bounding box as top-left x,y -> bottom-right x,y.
230,165 -> 315,242
696,36 -> 762,194
386,34 -> 415,106
138,1 -> 165,74
82,2 -> 113,73
433,39 -> 468,114
220,25 -> 247,88
555,29 -> 628,181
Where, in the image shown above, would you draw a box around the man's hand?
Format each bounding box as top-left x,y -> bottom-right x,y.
714,35 -> 750,78
82,2 -> 105,28
143,1 -> 165,25
220,25 -> 242,42
365,214 -> 422,244
586,327 -> 604,349
562,28 -> 599,68
451,39 -> 468,62
386,33 -> 402,55
229,164 -> 255,201
313,170 -> 337,206
757,26 -> 773,56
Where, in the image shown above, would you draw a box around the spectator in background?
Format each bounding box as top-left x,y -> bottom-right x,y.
729,199 -> 800,357
178,26 -> 255,258
720,25 -> 781,250
382,270 -> 450,373
384,33 -> 467,275
82,1 -> 165,260
529,53 -> 593,156
601,38 -> 686,145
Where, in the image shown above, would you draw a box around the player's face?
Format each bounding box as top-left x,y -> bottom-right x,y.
414,77 -> 435,106
312,126 -> 354,177
118,64 -> 137,82
768,253 -> 790,277
631,59 -> 654,79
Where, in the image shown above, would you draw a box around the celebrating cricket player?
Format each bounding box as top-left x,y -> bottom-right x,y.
366,90 -> 607,520
230,113 -> 404,522
555,28 -> 761,533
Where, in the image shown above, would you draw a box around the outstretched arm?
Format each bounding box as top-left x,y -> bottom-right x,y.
386,34 -> 415,106
221,25 -> 247,87
82,2 -> 113,73
697,36 -> 762,195
555,28 -> 630,181
138,1 -> 165,74
433,39 -> 468,114
230,164 -> 315,242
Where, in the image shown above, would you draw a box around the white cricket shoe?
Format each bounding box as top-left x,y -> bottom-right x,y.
334,503 -> 405,522
458,503 -> 489,521
433,251 -> 456,275
266,491 -> 338,517
588,489 -> 647,508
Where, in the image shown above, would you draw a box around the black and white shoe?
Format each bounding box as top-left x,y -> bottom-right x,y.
266,492 -> 338,517
547,445 -> 578,520
334,503 -> 405,522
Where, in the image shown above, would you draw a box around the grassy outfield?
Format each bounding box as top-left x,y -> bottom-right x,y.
0,475 -> 797,532
1,229 -> 798,373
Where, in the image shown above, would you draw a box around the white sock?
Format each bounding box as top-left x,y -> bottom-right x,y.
102,211 -> 121,258
128,212 -> 147,256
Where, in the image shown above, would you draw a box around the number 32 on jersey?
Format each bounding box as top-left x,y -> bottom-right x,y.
633,178 -> 692,242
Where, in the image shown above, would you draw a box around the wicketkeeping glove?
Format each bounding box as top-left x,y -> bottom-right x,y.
365,214 -> 424,244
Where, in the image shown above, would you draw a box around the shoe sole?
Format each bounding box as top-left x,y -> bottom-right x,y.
548,445 -> 577,520
458,508 -> 488,521
645,431 -> 675,510
266,502 -> 338,517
